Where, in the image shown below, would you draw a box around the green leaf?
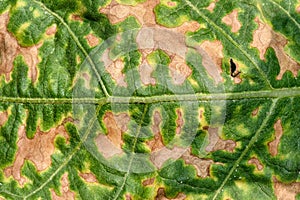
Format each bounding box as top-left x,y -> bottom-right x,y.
0,0 -> 300,199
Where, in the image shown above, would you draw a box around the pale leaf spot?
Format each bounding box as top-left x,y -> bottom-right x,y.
45,24 -> 57,35
169,55 -> 192,85
0,111 -> 8,127
175,109 -> 184,135
139,59 -> 156,86
70,14 -> 83,22
205,127 -> 236,152
207,0 -> 218,12
142,177 -> 155,186
268,119 -> 283,156
147,111 -> 165,151
79,173 -> 98,183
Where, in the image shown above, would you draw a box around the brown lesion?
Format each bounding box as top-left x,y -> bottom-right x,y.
95,111 -> 130,158
0,110 -> 9,127
4,118 -> 72,187
268,119 -> 283,156
251,107 -> 260,117
51,173 -> 76,200
273,177 -> 300,200
142,177 -> 155,186
207,0 -> 218,12
0,12 -> 42,83
85,33 -> 100,47
155,188 -> 186,200
147,111 -> 165,151
222,10 -> 241,33
79,172 -> 98,183
45,24 -> 57,36
181,148 -> 217,178
70,14 -> 83,22
205,127 -> 236,153
125,194 -> 133,200
101,49 -> 127,87
197,40 -> 224,84
175,109 -> 184,135
251,17 -> 300,80
248,157 -> 263,171
100,0 -> 201,86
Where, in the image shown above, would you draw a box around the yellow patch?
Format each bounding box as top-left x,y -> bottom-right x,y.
15,0 -> 27,9
33,9 -> 41,18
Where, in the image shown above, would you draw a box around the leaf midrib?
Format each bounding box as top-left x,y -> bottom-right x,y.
0,87 -> 299,104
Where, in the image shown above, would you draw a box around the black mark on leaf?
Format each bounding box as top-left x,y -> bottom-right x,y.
230,59 -> 241,77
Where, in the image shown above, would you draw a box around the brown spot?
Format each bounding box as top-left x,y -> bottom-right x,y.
251,107 -> 259,117
169,55 -> 192,85
150,146 -> 186,169
205,127 -> 236,152
139,59 -> 156,86
273,177 -> 300,200
167,1 -> 176,7
222,10 -> 241,33
251,17 -> 300,79
173,21 -> 200,34
248,157 -> 263,171
4,119 -> 71,186
297,5 -> 300,13
51,173 -> 75,200
46,25 -> 57,35
79,172 -> 98,183
181,148 -> 215,178
101,49 -> 127,87
125,194 -> 132,200
95,134 -> 124,159
175,109 -> 184,135
85,33 -> 100,47
268,119 -> 283,156
100,0 -> 160,26
198,40 -> 224,84
207,1 -> 218,12
0,12 -> 41,83
103,111 -> 130,148
155,188 -> 186,200
147,111 -> 165,151
0,111 -> 8,126
142,177 -> 155,186
71,14 -> 83,22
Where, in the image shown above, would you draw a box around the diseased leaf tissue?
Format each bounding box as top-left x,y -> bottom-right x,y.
0,0 -> 300,199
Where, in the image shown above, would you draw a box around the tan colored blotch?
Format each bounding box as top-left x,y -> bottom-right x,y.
101,49 -> 127,87
85,33 -> 100,47
142,177 -> 155,186
175,109 -> 184,134
155,188 -> 186,200
248,157 -> 263,171
147,111 -> 165,151
207,0 -> 218,12
0,12 -> 41,83
0,111 -> 8,126
273,177 -> 300,200
205,127 -> 236,152
4,119 -> 71,187
181,148 -> 215,178
222,10 -> 241,33
96,111 -> 130,158
45,24 -> 57,36
79,172 -> 98,183
100,0 -> 160,26
268,119 -> 283,156
198,40 -> 224,84
251,17 -> 300,79
51,173 -> 75,200
167,1 -> 176,7
150,146 -> 186,169
169,55 -> 192,85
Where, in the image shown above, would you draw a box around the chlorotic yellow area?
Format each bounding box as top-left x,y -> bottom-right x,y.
199,107 -> 208,128
236,124 -> 250,136
15,0 -> 27,9
17,22 -> 30,36
33,9 -> 41,18
188,77 -> 199,88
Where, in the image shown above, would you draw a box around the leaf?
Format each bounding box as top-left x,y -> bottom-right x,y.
0,0 -> 300,199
